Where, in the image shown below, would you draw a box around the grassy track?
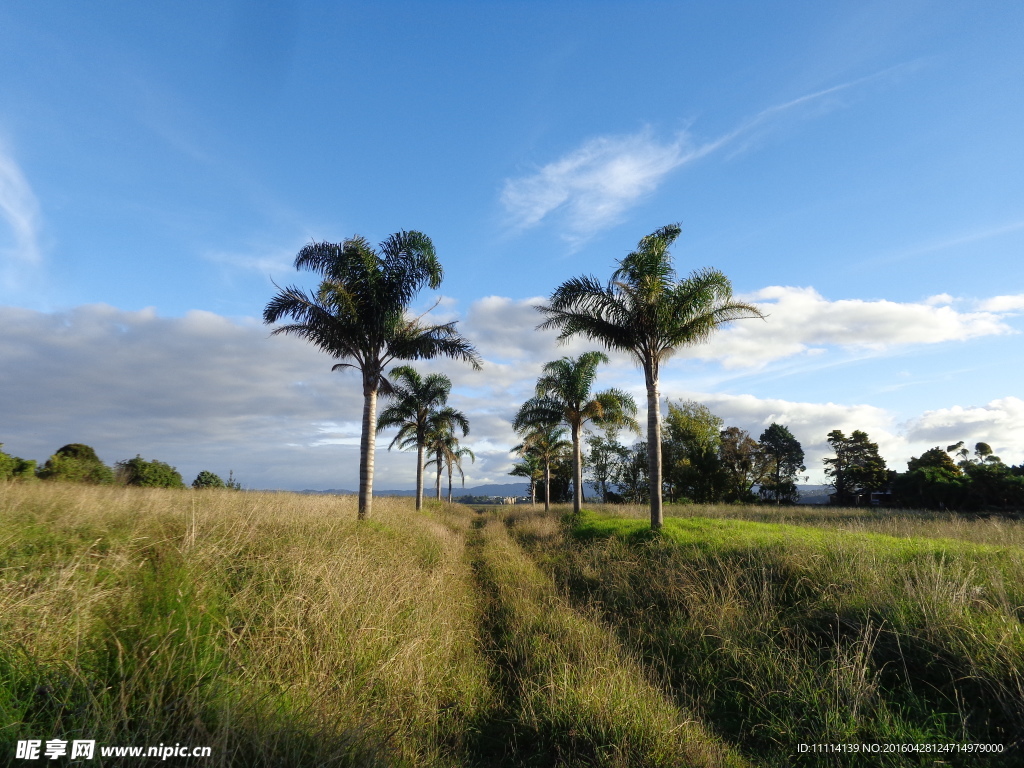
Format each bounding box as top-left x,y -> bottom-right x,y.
4,483 -> 1022,766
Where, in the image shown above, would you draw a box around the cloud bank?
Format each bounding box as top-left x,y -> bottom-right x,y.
1,288 -> 1021,490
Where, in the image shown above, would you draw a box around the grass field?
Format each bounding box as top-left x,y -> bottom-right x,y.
2,482 -> 1022,766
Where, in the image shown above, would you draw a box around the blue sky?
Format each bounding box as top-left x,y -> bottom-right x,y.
1,2 -> 1022,490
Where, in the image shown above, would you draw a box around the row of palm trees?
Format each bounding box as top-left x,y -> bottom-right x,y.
376,365 -> 474,508
263,224 -> 762,528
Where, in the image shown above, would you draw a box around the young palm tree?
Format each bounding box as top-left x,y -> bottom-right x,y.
509,453 -> 543,506
376,365 -> 453,510
444,443 -> 475,503
537,224 -> 764,529
512,423 -> 572,512
423,406 -> 470,501
513,351 -> 638,514
263,231 -> 481,520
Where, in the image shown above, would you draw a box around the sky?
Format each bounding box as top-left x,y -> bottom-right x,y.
1,1 -> 1022,491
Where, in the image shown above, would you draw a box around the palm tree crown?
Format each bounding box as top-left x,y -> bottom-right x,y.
514,351 -> 638,514
376,365 -> 453,511
536,223 -> 764,528
263,231 -> 481,520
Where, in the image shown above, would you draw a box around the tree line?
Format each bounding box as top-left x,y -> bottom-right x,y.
0,442 -> 240,490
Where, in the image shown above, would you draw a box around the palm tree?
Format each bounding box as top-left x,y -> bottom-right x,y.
513,352 -> 638,514
376,365 -> 453,511
263,231 -> 481,520
512,423 -> 571,512
509,453 -> 543,506
445,443 -> 475,503
424,406 -> 470,501
537,224 -> 764,529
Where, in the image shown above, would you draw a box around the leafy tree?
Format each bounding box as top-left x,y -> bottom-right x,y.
537,223 -> 764,528
662,399 -> 724,503
376,365 -> 454,510
512,423 -> 571,512
0,444 -> 36,481
513,352 -> 638,513
823,430 -> 888,504
192,470 -> 226,489
718,426 -> 770,503
758,423 -> 806,505
907,447 -> 961,475
423,406 -> 470,501
263,232 -> 481,520
38,443 -> 113,484
617,442 -> 650,504
116,455 -> 186,488
585,427 -> 631,503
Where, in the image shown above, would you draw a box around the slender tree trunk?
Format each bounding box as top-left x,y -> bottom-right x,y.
645,364 -> 663,530
531,479 -> 536,507
435,450 -> 443,500
571,421 -> 583,514
447,465 -> 453,503
358,383 -> 378,520
544,460 -> 551,512
415,442 -> 425,511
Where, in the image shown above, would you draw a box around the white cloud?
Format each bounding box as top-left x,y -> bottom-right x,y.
0,144 -> 43,291
500,128 -> 710,241
977,294 -> 1024,313
499,70 -> 906,243
693,286 -> 1015,368
903,397 -> 1024,458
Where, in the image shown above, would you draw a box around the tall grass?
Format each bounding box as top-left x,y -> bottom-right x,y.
538,506 -> 1024,767
0,483 -> 491,766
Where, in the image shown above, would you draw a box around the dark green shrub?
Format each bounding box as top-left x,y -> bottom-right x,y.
38,444 -> 113,484
192,470 -> 226,489
116,455 -> 185,488
0,444 -> 36,480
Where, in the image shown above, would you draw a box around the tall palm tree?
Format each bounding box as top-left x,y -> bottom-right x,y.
537,224 -> 764,529
513,351 -> 638,514
376,365 -> 453,511
424,406 -> 470,501
263,231 -> 481,520
512,423 -> 571,512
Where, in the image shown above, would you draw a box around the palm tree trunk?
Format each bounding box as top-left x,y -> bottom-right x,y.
645,364 -> 663,530
571,421 -> 582,514
415,442 -> 425,511
435,449 -> 443,500
544,460 -> 551,512
358,384 -> 378,521
447,465 -> 453,503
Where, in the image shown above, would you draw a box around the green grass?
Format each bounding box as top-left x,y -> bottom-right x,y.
537,506 -> 1024,767
4,484 -> 1023,766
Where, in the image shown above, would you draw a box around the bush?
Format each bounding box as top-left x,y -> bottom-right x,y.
192,470 -> 225,489
116,455 -> 185,488
37,443 -> 113,484
0,444 -> 37,481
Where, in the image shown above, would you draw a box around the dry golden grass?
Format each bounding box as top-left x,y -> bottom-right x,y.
1,483 -> 491,766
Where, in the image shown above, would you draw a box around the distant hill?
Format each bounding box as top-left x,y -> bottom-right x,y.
300,482 -> 530,498
299,482 -> 834,504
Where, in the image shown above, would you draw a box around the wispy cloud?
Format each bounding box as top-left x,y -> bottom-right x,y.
500,129 -> 718,242
0,143 -> 43,289
500,68 -> 906,243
